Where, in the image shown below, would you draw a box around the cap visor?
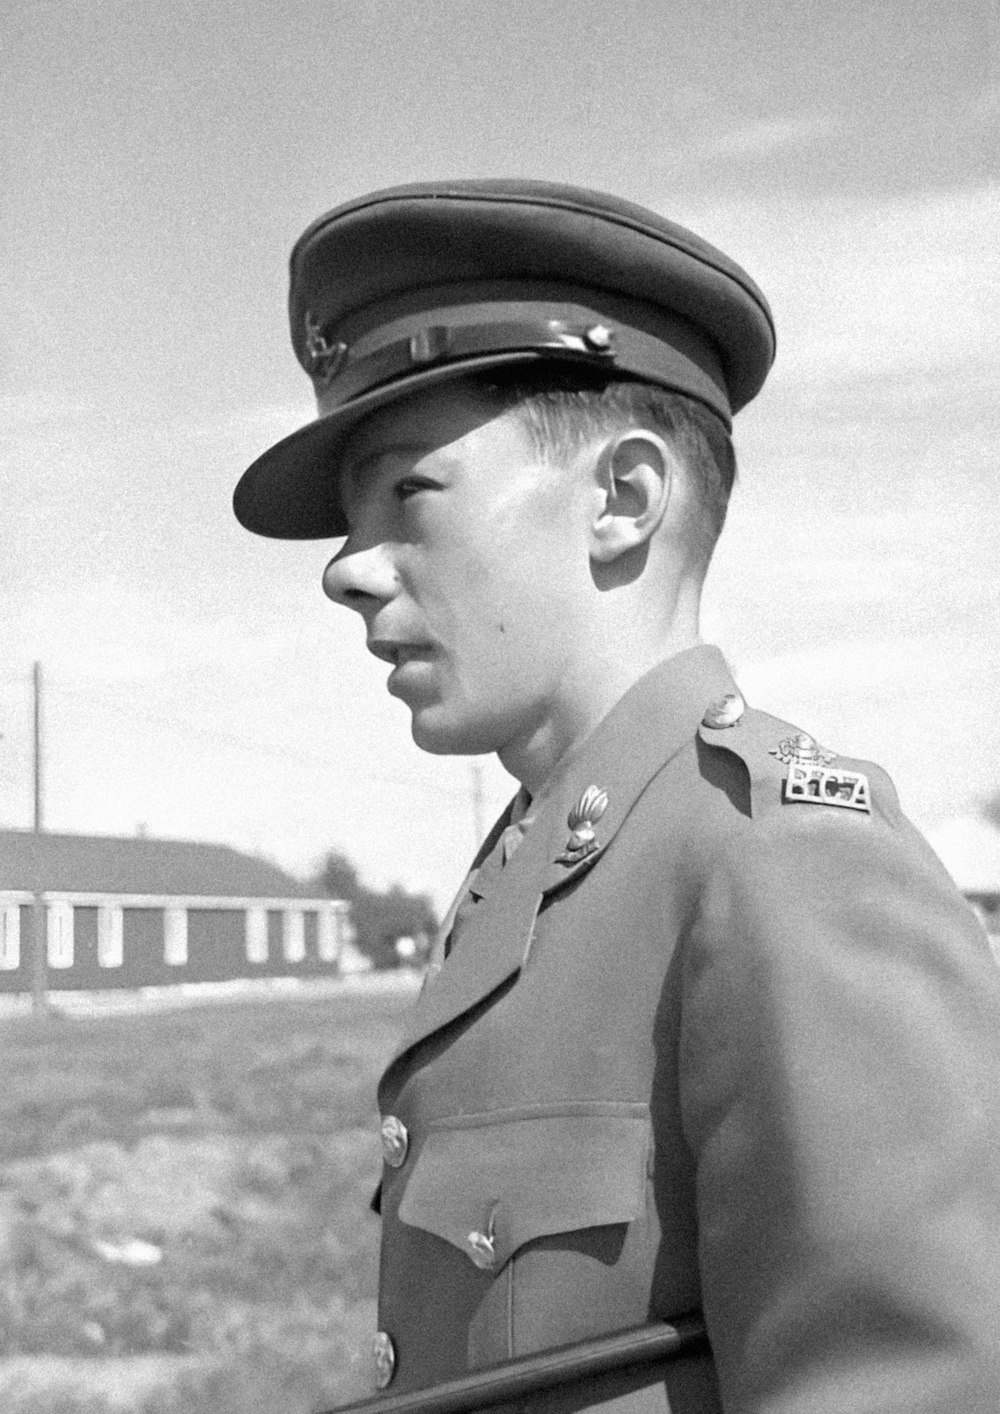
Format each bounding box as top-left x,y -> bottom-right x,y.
233,350 -> 551,539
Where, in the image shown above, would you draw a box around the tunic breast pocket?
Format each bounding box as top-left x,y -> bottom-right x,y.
397,1102 -> 653,1363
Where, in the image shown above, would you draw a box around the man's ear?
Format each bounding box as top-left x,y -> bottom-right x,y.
590,431 -> 674,564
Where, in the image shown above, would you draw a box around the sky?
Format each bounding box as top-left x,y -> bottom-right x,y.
2,0 -> 998,912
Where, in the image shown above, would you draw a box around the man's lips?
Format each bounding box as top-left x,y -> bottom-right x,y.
370,641 -> 439,701
367,639 -> 436,667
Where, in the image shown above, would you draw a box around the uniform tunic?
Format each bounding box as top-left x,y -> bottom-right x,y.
372,645 -> 1000,1412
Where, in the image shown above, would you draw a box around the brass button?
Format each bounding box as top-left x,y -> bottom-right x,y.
373,1331 -> 396,1389
380,1115 -> 409,1168
584,323 -> 614,352
701,691 -> 745,729
466,1229 -> 497,1270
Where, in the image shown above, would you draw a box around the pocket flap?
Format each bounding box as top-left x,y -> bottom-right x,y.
397,1106 -> 650,1271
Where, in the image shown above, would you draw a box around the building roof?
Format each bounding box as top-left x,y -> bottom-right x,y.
0,830 -> 314,899
925,816 -> 1000,895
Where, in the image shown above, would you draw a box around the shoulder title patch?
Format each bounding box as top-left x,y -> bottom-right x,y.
770,731 -> 871,813
783,763 -> 871,812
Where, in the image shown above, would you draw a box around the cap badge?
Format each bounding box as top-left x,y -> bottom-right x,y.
702,692 -> 745,729
557,785 -> 609,865
771,733 -> 871,813
303,311 -> 348,384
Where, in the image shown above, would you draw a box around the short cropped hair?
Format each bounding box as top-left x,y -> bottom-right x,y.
475,369 -> 737,566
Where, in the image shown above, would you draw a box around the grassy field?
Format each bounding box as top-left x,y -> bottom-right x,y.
0,984 -> 414,1414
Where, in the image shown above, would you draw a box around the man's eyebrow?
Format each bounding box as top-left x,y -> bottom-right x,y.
341,442 -> 434,502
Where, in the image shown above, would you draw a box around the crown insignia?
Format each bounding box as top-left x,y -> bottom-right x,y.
769,732 -> 834,768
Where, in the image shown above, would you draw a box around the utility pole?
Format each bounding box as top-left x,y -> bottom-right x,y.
470,759 -> 486,846
30,661 -> 49,1013
33,660 -> 44,832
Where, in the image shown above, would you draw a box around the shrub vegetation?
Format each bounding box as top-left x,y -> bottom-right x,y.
0,989 -> 411,1413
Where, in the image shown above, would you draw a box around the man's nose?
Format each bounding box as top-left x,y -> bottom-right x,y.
322,541 -> 398,613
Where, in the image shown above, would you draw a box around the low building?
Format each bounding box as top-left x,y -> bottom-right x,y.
0,830 -> 354,991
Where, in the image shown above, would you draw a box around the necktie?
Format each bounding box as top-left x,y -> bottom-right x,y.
439,791 -> 533,960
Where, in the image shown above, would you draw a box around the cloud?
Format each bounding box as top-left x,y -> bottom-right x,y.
731,632 -> 1000,827
0,584 -> 299,686
738,636 -> 955,705
665,83 -> 715,120
709,112 -> 835,157
671,184 -> 1000,385
162,401 -> 315,446
0,391 -> 100,431
0,393 -> 313,448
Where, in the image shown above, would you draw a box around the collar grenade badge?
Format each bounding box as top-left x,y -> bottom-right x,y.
557,785 -> 609,865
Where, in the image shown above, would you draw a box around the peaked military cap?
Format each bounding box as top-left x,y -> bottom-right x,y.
233,179 -> 776,539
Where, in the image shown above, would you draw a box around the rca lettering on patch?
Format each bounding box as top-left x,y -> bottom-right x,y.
783,763 -> 871,813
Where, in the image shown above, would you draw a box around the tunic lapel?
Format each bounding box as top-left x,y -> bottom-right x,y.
382,790 -> 560,1084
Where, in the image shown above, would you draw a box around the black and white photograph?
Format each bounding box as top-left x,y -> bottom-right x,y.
2,2 -> 999,1410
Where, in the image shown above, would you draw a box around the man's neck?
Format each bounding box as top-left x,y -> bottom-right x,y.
498,627 -> 703,797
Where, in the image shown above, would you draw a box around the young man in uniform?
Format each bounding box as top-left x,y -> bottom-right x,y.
234,182 -> 1000,1413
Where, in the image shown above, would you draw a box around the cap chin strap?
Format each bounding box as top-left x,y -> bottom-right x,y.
307,316 -> 618,398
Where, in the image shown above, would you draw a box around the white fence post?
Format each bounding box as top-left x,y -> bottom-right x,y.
0,905 -> 21,970
282,909 -> 305,963
97,903 -> 124,968
163,907 -> 188,966
245,907 -> 269,964
46,901 -> 74,968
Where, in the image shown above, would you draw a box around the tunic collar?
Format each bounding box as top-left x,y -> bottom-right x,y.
380,644 -> 738,1094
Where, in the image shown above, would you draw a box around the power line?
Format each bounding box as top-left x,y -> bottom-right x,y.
43,681 -> 477,802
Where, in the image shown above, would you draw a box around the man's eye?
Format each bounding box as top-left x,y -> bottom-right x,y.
394,477 -> 437,501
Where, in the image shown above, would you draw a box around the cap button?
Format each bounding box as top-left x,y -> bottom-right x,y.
373,1331 -> 396,1389
380,1115 -> 409,1169
584,323 -> 614,352
702,691 -> 745,729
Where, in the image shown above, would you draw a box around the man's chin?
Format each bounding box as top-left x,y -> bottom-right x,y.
410,710 -> 499,757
